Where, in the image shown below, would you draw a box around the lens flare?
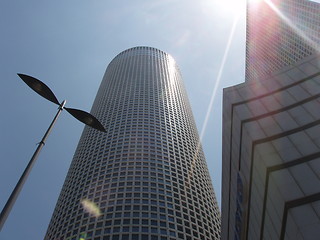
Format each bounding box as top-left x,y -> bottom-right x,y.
80,199 -> 101,218
79,232 -> 87,240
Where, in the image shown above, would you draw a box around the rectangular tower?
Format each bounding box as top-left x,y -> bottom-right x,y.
222,0 -> 320,239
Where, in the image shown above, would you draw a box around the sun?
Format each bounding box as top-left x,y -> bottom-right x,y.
248,0 -> 263,4
214,0 -> 247,14
214,0 -> 262,14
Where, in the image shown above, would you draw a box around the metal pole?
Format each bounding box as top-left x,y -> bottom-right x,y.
0,100 -> 66,231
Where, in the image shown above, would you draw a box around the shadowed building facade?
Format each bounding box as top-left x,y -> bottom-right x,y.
45,46 -> 221,240
222,0 -> 320,239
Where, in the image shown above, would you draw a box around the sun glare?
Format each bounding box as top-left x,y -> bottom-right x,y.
248,0 -> 262,3
215,0 -> 264,14
215,0 -> 246,14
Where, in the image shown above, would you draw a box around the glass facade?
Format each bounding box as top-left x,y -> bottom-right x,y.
45,46 -> 220,240
222,0 -> 320,239
246,0 -> 320,82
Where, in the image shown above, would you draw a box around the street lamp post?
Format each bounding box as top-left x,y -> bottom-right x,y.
0,74 -> 105,231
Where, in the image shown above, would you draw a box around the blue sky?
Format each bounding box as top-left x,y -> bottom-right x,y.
0,0 -> 246,239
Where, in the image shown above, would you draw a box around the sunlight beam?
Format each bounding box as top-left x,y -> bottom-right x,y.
187,11 -> 241,185
264,0 -> 320,53
199,11 -> 241,142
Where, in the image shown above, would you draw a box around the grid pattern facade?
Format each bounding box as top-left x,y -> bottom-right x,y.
222,54 -> 320,240
45,46 -> 220,240
222,0 -> 320,239
246,0 -> 320,82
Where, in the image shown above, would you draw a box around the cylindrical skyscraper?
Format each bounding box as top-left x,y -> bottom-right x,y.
45,46 -> 220,240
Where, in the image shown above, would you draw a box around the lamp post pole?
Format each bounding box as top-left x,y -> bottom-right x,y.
0,73 -> 105,231
0,100 -> 66,230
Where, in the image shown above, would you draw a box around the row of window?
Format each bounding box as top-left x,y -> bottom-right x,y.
45,47 -> 220,239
